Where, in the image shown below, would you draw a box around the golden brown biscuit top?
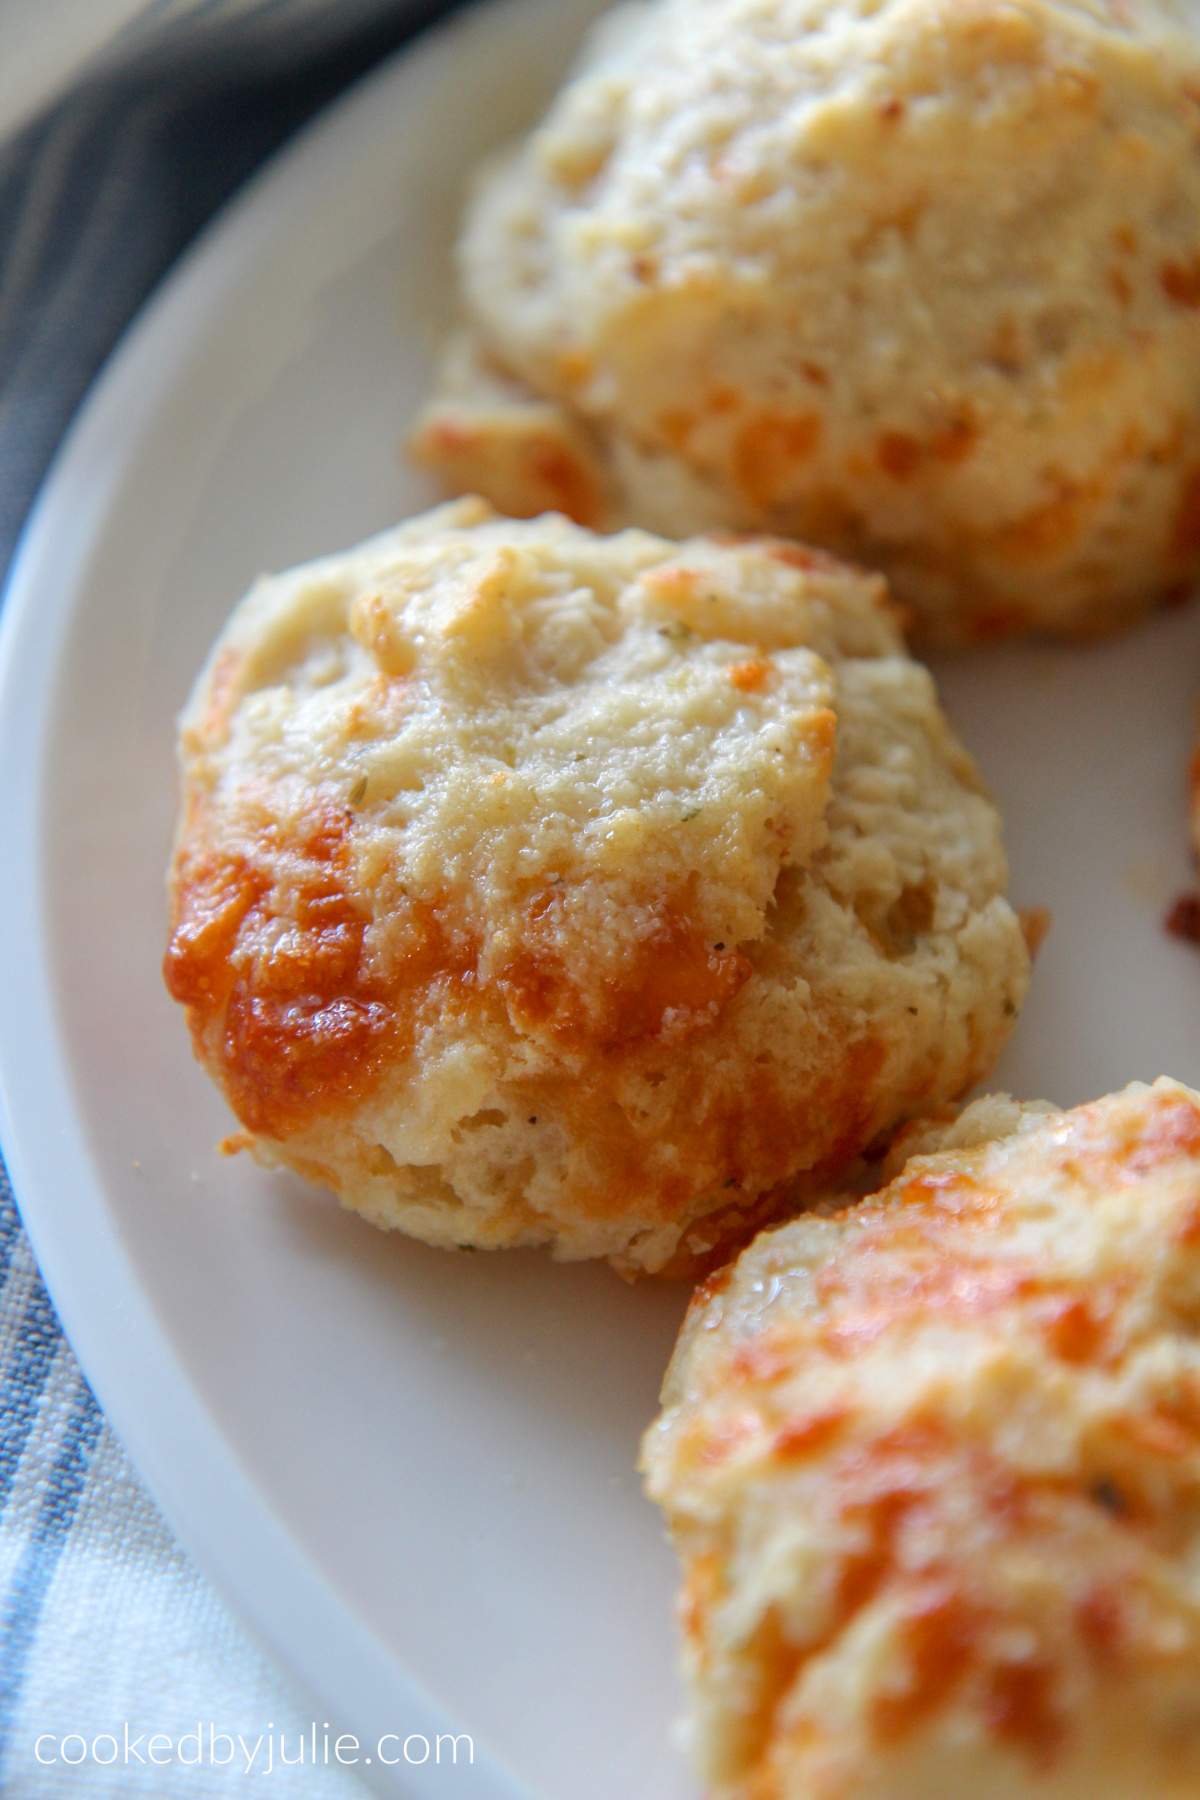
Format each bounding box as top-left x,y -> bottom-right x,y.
166,500 -> 898,1137
643,1079 -> 1200,1793
432,0 -> 1200,642
467,0 -> 1200,419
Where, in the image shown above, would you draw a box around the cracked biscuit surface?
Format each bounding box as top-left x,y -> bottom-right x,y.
164,499 -> 1027,1274
413,0 -> 1200,642
642,1078 -> 1200,1795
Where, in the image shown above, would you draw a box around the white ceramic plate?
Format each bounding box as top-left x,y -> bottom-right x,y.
3,1 -> 1200,1796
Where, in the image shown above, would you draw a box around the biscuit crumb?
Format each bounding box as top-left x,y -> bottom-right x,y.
1166,893 -> 1200,944
1018,905 -> 1053,959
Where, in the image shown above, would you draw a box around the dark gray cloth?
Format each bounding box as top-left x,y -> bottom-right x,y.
0,0 -> 462,585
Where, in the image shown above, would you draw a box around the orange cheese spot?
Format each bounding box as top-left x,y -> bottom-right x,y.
1041,1293 -> 1107,1365
165,807 -> 476,1137
929,414 -> 979,464
971,603 -> 1033,640
680,1552 -> 721,1651
733,413 -> 822,509
521,437 -> 603,528
706,384 -> 740,415
727,659 -> 770,692
983,1660 -> 1062,1766
199,649 -> 241,740
641,562 -> 698,603
1174,1191 -> 1200,1244
773,1406 -> 850,1459
816,1256 -> 1027,1351
762,538 -> 854,575
1077,1587 -> 1125,1665
1161,255 -> 1200,308
1066,1089 -> 1200,1180
500,900 -> 751,1050
164,849 -> 266,1009
1108,267 -> 1133,307
657,408 -> 695,451
1173,463 -> 1200,561
166,812 -> 381,1133
1019,906 -> 1052,960
412,412 -> 603,529
871,1579 -> 979,1742
1114,1409 -> 1196,1460
700,1411 -> 764,1465
876,432 -> 922,479
1000,481 -> 1099,560
555,348 -> 594,385
898,1167 -> 982,1207
729,1335 -> 800,1387
812,1203 -> 1124,1369
690,1261 -> 734,1312
420,417 -> 482,457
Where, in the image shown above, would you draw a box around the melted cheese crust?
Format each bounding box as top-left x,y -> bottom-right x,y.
643,1078 -> 1200,1792
413,0 -> 1200,642
166,500 -> 1027,1272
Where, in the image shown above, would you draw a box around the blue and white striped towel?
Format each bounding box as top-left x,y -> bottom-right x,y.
0,2 -> 460,1790
0,1165 -> 368,1796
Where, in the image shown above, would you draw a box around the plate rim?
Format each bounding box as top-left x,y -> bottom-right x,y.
0,4 -> 551,1794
